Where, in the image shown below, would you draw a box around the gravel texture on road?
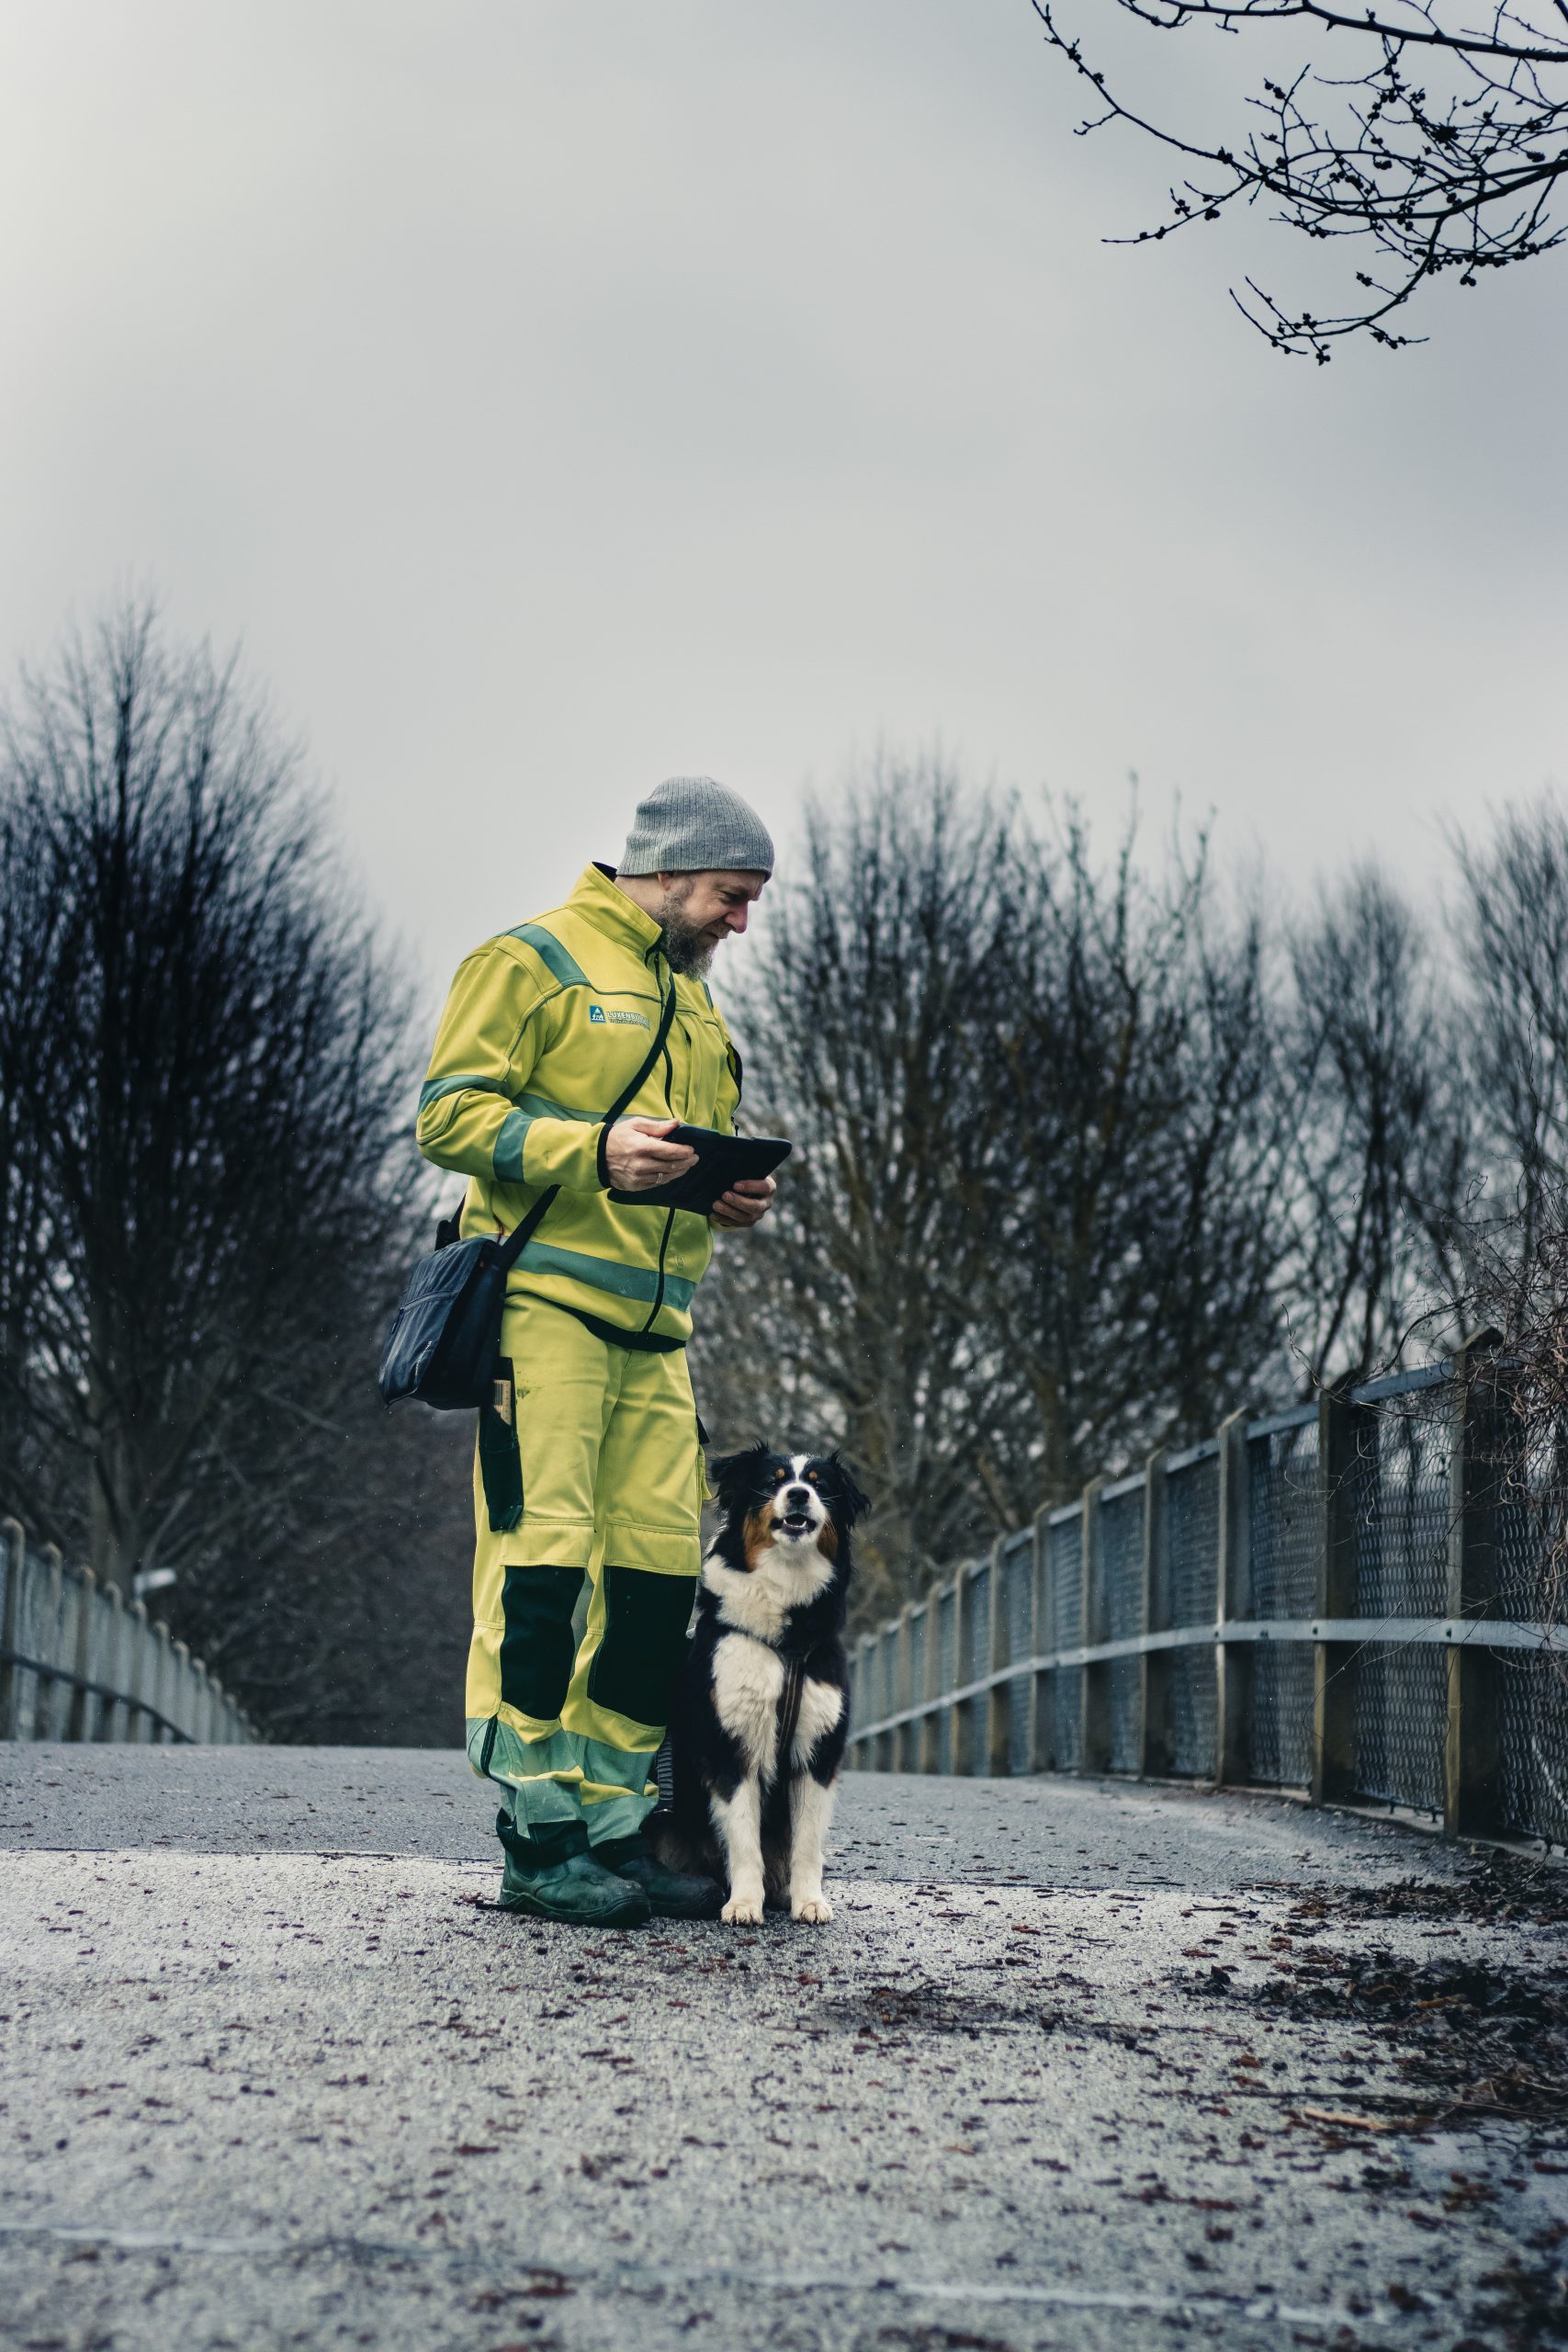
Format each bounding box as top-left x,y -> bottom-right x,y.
2,1746 -> 1564,2352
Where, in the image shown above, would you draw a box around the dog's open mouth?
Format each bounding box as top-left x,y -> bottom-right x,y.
778,1510 -> 815,1538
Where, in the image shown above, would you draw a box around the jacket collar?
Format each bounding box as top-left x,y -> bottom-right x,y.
570,862 -> 666,965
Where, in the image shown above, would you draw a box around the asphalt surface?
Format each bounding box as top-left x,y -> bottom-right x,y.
2,1745 -> 1564,2352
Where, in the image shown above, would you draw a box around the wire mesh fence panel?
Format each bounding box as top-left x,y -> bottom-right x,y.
1007,1676 -> 1032,1774
1168,1448 -> 1220,1777
1497,1653 -> 1568,1847
936,1586 -> 956,1694
871,1632 -> 894,1765
931,1703 -> 953,1772
1005,1532 -> 1032,1665
1351,1643 -> 1447,1814
1246,1412 -> 1318,1786
1495,1417 -> 1557,1625
1101,1486 -> 1145,1641
1354,1388 -> 1452,1617
1049,1512 -> 1084,1772
12,1552 -> 48,1738
1350,1391 -> 1450,1815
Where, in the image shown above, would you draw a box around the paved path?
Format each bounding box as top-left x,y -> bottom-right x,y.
2,1747 -> 1563,2352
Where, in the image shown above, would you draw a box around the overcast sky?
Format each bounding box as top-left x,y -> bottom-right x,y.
2,0 -> 1563,999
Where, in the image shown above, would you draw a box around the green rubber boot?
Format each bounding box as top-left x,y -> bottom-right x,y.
496,1816 -> 650,1929
594,1833 -> 724,1921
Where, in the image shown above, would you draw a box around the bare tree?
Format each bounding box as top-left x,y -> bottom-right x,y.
1028,0 -> 1568,356
0,599 -> 443,1733
696,766 -> 1293,1621
694,762 -> 1018,1620
1280,865 -> 1472,1385
1452,797 -> 1568,1260
986,812 -> 1290,1498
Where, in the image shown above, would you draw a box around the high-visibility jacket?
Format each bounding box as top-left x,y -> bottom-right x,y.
416,862 -> 742,1349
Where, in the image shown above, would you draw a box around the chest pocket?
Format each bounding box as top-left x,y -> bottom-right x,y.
671,1006 -> 728,1126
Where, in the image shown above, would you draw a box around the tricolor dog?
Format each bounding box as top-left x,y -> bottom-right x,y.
650,1444 -> 868,1924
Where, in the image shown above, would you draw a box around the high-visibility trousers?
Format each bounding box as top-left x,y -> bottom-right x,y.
463,1294 -> 705,1844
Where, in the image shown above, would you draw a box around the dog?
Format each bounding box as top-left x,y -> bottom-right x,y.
649,1442 -> 868,1925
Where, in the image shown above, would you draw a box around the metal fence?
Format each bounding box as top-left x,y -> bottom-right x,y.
846,1341 -> 1568,1851
0,1518 -> 255,1746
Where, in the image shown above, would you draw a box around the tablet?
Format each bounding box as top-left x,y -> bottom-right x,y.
608,1125 -> 793,1214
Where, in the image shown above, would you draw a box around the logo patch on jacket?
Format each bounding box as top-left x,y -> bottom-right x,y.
589,1004 -> 650,1029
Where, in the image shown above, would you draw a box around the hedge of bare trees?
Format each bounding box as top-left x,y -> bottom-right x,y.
0,602 -> 470,1742
694,756 -> 1568,1625
6,611 -> 1566,1707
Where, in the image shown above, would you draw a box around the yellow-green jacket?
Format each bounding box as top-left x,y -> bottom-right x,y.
416,862 -> 741,1348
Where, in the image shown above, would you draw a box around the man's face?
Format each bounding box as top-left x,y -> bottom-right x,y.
656,869 -> 766,976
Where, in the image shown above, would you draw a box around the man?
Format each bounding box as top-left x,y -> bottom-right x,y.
417,777 -> 776,1928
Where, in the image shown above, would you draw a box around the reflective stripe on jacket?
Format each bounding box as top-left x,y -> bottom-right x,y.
416,862 -> 741,1346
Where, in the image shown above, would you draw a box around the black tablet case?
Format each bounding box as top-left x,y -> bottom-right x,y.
608,1126 -> 792,1215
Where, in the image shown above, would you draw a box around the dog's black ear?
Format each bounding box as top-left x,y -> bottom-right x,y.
828,1451 -> 872,1528
708,1442 -> 770,1510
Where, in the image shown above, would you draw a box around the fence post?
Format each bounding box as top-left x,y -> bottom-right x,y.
0,1519 -> 24,1738
950,1567 -> 976,1774
986,1536 -> 1011,1776
1140,1449 -> 1171,1776
1028,1505 -> 1054,1774
1213,1409 -> 1252,1786
1445,1329 -> 1505,1839
1312,1387 -> 1361,1807
172,1638 -> 193,1739
98,1583 -> 127,1739
188,1657 -> 210,1745
1080,1477 -> 1111,1775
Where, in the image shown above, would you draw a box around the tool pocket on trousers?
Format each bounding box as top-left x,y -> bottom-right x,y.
478,1358 -> 524,1533
588,1566 -> 698,1728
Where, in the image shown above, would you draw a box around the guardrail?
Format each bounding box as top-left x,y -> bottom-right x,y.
0,1518 -> 255,1745
846,1340 -> 1568,1849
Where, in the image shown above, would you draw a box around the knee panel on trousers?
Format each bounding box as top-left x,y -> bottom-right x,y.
500,1564 -> 584,1722
587,1566 -> 696,1730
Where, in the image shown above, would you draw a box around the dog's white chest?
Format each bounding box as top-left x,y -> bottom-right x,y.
710,1634 -> 786,1779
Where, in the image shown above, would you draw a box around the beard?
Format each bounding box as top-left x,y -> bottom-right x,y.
655,881 -> 717,977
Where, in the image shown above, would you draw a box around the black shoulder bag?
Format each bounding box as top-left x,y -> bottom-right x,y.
378,980 -> 677,1410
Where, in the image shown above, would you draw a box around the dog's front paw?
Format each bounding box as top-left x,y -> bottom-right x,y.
722,1891 -> 764,1925
792,1893 -> 833,1924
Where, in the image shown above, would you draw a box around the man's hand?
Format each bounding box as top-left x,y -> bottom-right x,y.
711,1174 -> 776,1231
604,1116 -> 698,1191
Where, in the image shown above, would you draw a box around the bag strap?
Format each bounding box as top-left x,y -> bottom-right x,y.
494,970 -> 678,1273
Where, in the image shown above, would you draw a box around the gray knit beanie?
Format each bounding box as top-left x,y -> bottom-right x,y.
618,776 -> 774,878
